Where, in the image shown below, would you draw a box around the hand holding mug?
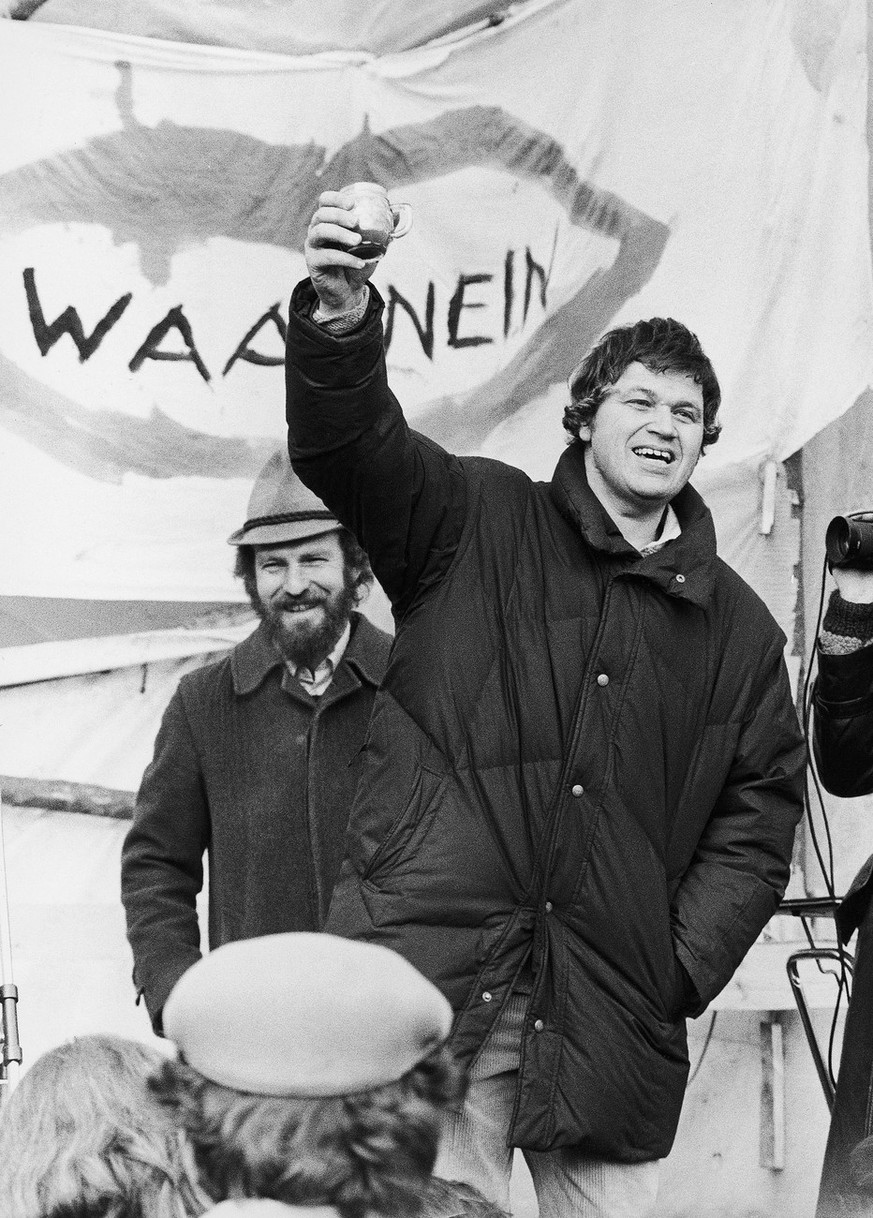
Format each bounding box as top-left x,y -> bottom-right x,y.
338,182 -> 412,260
305,183 -> 413,318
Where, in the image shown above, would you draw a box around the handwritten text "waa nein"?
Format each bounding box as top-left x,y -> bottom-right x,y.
22,250 -> 551,384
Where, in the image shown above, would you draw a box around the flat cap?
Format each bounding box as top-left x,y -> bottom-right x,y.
162,932 -> 453,1097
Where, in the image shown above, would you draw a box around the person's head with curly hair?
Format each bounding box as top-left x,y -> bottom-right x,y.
0,1033 -> 208,1218
154,932 -> 464,1218
563,317 -> 721,455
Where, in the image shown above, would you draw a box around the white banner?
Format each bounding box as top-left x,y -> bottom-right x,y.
0,0 -> 870,600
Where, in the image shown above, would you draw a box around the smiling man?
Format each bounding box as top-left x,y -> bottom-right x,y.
283,192 -> 805,1218
574,362 -> 708,548
120,449 -> 391,1035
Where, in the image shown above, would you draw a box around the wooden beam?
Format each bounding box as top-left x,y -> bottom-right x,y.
760,1014 -> 786,1171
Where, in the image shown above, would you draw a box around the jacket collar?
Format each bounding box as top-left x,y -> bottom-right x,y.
338,611 -> 391,688
549,443 -> 718,606
231,612 -> 388,697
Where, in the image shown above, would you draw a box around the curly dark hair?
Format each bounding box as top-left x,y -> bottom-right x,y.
563,316 -> 722,452
233,527 -> 373,609
149,1043 -> 465,1218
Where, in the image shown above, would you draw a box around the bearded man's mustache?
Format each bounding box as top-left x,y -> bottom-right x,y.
275,596 -> 325,612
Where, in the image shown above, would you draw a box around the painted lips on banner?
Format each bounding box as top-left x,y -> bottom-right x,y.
0,0 -> 871,599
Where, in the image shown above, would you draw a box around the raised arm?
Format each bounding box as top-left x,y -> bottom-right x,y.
285,191 -> 468,615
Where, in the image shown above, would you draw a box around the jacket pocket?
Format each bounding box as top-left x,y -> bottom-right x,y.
663,948 -> 697,1021
361,765 -> 447,885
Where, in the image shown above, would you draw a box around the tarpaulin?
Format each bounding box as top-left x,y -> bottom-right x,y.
0,0 -> 870,601
25,0 -> 512,56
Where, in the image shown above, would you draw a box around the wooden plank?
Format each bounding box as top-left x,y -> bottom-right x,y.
760,1015 -> 786,1170
0,621 -> 250,687
0,776 -> 133,819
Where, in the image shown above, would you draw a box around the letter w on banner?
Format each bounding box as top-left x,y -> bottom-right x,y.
0,0 -> 870,600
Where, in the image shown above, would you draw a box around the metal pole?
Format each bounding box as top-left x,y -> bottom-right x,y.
0,786 -> 22,1097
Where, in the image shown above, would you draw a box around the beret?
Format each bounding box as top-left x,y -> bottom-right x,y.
162,932 -> 453,1097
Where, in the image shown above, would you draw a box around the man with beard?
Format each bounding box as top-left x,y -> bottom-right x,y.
120,450 -> 391,1035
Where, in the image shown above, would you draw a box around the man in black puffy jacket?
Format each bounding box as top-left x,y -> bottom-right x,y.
285,189 -> 805,1218
813,543 -> 873,1218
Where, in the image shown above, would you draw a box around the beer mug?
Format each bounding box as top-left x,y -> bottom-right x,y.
339,181 -> 413,261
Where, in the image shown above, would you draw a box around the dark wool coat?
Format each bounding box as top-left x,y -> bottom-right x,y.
285,281 -> 805,1161
813,641 -> 873,941
121,614 -> 390,1031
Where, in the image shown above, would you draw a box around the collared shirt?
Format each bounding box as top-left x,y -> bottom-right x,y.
285,622 -> 352,697
638,504 -> 681,558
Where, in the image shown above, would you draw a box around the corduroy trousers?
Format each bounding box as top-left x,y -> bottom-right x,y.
436,991 -> 661,1217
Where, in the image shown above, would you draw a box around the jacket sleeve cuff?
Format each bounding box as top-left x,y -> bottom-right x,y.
139,953 -> 201,1037
289,278 -> 383,348
286,279 -> 389,447
816,637 -> 873,708
312,288 -> 370,333
821,591 -> 873,646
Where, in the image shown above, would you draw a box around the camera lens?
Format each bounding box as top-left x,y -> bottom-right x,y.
825,516 -> 851,565
826,515 -> 873,569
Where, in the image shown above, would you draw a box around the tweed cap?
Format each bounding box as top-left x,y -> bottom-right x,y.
227,450 -> 339,546
162,932 -> 454,1097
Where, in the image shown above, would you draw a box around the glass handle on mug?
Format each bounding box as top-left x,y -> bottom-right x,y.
391,203 -> 413,240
